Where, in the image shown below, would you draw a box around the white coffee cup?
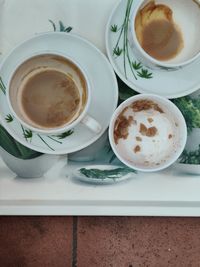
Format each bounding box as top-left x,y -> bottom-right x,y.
7,52 -> 102,135
130,0 -> 200,70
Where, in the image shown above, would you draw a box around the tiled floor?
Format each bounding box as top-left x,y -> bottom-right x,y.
0,217 -> 73,267
0,217 -> 200,267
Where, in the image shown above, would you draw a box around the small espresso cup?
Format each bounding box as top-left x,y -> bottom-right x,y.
130,0 -> 200,70
7,52 -> 102,135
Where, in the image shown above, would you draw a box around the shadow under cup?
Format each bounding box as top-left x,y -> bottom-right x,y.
8,53 -> 88,134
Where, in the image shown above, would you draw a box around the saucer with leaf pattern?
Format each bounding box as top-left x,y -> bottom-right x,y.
0,32 -> 118,154
106,0 -> 200,99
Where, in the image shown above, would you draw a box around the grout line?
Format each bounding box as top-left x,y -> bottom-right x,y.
72,216 -> 78,267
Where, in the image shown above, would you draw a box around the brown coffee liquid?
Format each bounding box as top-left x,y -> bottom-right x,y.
21,69 -> 80,128
135,1 -> 184,61
141,20 -> 183,61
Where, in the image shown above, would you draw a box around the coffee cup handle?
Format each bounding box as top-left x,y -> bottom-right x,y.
81,115 -> 102,134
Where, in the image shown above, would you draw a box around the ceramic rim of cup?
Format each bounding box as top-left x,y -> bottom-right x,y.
6,51 -> 91,135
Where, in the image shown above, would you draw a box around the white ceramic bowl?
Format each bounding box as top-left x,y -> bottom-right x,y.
130,0 -> 200,69
0,147 -> 60,178
109,94 -> 187,172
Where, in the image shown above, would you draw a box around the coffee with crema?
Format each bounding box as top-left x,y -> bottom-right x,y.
21,69 -> 80,128
9,54 -> 88,130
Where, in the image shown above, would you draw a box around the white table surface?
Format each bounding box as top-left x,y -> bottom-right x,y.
1,158 -> 200,216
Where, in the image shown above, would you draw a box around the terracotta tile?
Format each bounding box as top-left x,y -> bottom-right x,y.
77,217 -> 200,267
0,217 -> 73,267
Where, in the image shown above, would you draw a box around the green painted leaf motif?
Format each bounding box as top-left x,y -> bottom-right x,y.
64,26 -> 73,33
0,77 -> 6,94
59,20 -> 66,31
55,130 -> 74,139
49,20 -> 73,33
79,167 -> 136,180
5,114 -> 14,123
111,24 -> 118,32
132,61 -> 142,70
59,20 -> 73,32
49,19 -> 56,31
113,46 -> 123,57
23,129 -> 33,140
137,69 -> 153,79
47,136 -> 62,144
37,134 -> 55,151
111,0 -> 154,80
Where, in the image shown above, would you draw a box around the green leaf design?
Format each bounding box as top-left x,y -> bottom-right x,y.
0,125 -> 41,159
55,130 -> 74,139
64,26 -> 73,32
59,21 -> 72,32
23,129 -> 33,140
179,145 -> 200,165
173,96 -> 200,133
0,77 -> 6,94
111,0 -> 154,80
49,20 -> 73,33
111,24 -> 118,32
132,61 -> 142,70
47,136 -> 62,144
113,46 -> 123,57
80,167 -> 136,180
37,134 -> 55,151
137,69 -> 153,79
49,19 -> 56,31
59,20 -> 66,31
21,125 -> 33,142
5,114 -> 14,123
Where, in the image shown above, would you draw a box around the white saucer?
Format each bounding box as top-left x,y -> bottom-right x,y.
106,0 -> 200,99
72,165 -> 136,184
0,32 -> 118,154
